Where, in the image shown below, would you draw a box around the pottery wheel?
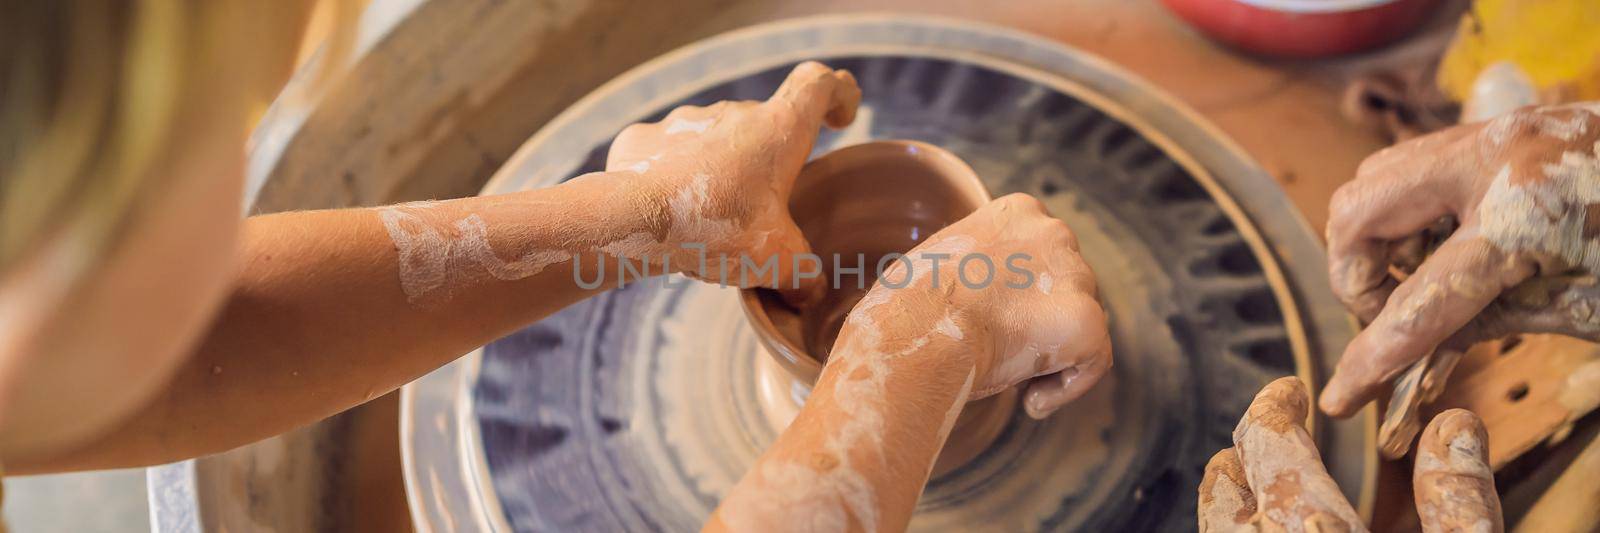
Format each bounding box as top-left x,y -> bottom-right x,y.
402,16 -> 1373,533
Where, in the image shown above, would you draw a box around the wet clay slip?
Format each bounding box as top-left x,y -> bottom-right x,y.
740,140 -> 1010,475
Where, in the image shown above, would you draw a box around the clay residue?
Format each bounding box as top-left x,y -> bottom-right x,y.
455,214 -> 573,280
1327,248 -> 1386,321
1477,141 -> 1600,274
932,314 -> 964,341
379,203 -> 574,304
665,117 -> 712,135
846,235 -> 977,329
925,368 -> 975,484
723,280 -> 970,532
1392,282 -> 1449,334
1232,378 -> 1364,533
716,461 -> 853,532
1536,113 -> 1590,142
989,333 -> 1068,398
1413,409 -> 1502,533
1558,287 -> 1600,333
1199,448 -> 1257,533
375,165 -> 770,303
665,172 -> 742,249
1481,114 -> 1525,149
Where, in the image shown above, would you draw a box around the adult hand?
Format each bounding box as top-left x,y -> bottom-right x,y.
601,61 -> 860,301
1322,103 -> 1600,417
1200,377 -> 1501,532
843,193 -> 1113,419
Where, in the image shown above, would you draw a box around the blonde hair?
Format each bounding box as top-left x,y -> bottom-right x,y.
0,1 -> 341,277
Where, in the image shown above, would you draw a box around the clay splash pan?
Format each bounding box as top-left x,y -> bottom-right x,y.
401,16 -> 1373,533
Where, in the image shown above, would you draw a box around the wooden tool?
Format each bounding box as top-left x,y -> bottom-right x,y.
1378,357 -> 1428,460
1377,347 -> 1468,459
1429,336 -> 1600,469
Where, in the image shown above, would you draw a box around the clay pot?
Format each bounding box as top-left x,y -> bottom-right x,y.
742,140 -> 989,379
740,140 -> 1012,476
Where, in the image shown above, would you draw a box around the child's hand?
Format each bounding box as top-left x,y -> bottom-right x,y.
604,62 -> 860,301
839,193 -> 1113,419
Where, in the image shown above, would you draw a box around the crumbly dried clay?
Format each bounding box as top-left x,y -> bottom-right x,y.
1413,411 -> 1500,533
1199,448 -> 1257,533
1476,141 -> 1600,274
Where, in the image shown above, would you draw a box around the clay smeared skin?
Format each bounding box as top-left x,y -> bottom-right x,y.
708,194 -> 1112,533
1413,409 -> 1502,533
606,62 -> 861,304
1230,378 -> 1365,533
381,62 -> 862,306
1322,103 -> 1600,418
1200,381 -> 1503,533
8,64 -> 861,473
1199,448 -> 1257,533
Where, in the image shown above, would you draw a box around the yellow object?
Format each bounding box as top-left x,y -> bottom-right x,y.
1437,0 -> 1600,103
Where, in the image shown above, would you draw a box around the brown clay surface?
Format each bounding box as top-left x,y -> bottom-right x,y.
740,140 -> 1005,477
746,140 -> 989,369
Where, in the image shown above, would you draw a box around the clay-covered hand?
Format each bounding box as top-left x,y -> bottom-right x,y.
1200,377 -> 1502,533
1321,103 -> 1600,417
601,61 -> 860,299
843,193 -> 1113,419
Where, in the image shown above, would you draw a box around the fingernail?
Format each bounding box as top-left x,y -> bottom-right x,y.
1024,394 -> 1053,420
1430,408 -> 1482,438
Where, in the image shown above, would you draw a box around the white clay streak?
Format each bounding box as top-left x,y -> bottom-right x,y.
379,204 -> 572,304
665,118 -> 712,135
933,314 -> 964,341
1478,142 -> 1600,273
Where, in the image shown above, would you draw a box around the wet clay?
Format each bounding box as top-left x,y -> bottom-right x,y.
740,140 -> 1001,477
743,140 -> 990,373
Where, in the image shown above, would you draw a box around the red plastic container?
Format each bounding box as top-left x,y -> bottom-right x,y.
1160,0 -> 1442,58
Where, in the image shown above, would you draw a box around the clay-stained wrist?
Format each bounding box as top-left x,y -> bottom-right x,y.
551,170 -> 686,272
830,281 -> 982,387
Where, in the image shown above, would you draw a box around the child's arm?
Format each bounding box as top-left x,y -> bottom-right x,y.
706,194 -> 1113,533
9,62 -> 860,473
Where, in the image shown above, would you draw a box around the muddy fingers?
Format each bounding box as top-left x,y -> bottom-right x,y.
1200,448 -> 1258,533
1233,377 -> 1366,532
1413,409 -> 1502,533
1322,233 -> 1531,418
